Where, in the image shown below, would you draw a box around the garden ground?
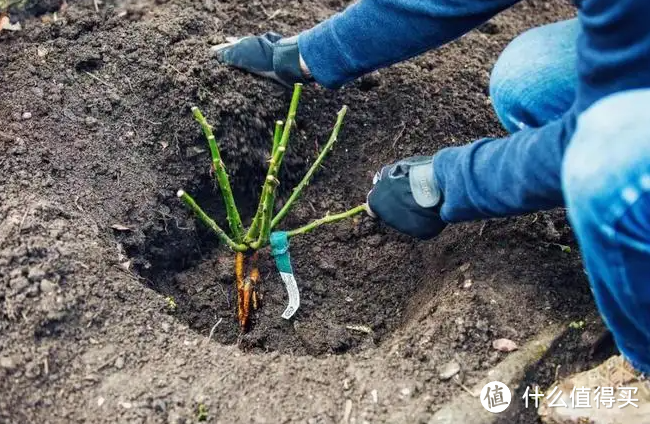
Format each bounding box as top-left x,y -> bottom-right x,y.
0,0 -> 614,422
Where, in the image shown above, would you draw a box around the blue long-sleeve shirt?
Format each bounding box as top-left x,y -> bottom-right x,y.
298,0 -> 650,222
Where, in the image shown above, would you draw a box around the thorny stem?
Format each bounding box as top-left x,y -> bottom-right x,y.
177,190 -> 248,252
249,178 -> 278,250
191,106 -> 245,242
271,120 -> 284,158
245,120 -> 284,244
180,85 -> 366,252
249,83 -> 303,249
286,204 -> 368,238
271,106 -> 348,230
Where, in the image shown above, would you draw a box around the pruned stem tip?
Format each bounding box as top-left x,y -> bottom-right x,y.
177,189 -> 248,252
271,105 -> 348,230
191,106 -> 245,242
248,83 -> 303,249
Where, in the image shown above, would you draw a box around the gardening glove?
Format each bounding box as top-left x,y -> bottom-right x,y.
367,156 -> 447,240
211,32 -> 312,87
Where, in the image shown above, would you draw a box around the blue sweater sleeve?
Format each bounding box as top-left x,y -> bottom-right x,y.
434,112 -> 576,222
433,0 -> 650,222
298,0 -> 520,89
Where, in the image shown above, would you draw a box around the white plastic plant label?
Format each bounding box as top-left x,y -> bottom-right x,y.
279,271 -> 300,319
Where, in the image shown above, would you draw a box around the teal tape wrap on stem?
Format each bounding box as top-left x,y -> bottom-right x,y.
270,231 -> 292,273
270,231 -> 300,319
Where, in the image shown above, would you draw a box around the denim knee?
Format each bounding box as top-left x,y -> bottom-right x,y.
490,19 -> 579,133
562,90 -> 650,225
562,90 -> 650,372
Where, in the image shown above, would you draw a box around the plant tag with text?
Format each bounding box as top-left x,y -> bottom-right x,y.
279,272 -> 300,319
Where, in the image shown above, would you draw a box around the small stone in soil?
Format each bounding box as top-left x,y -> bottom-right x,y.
40,279 -> 56,293
114,356 -> 125,369
492,338 -> 518,352
21,112 -> 32,120
0,356 -> 16,371
438,360 -> 461,380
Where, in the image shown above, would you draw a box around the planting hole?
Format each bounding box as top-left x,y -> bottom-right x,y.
118,167 -> 428,355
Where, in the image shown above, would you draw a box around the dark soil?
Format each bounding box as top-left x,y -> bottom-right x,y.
0,0 -> 607,422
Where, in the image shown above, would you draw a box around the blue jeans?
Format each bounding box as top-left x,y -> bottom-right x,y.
491,19 -> 650,372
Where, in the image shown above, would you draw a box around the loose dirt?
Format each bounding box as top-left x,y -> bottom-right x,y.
1,0 -> 613,422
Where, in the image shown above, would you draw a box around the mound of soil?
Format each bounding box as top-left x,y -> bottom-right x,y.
1,0 -> 606,422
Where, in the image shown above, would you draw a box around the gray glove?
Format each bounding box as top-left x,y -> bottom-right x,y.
367,156 -> 447,240
211,32 -> 311,87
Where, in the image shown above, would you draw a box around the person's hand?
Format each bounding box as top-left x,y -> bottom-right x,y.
211,32 -> 311,87
367,156 -> 447,239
